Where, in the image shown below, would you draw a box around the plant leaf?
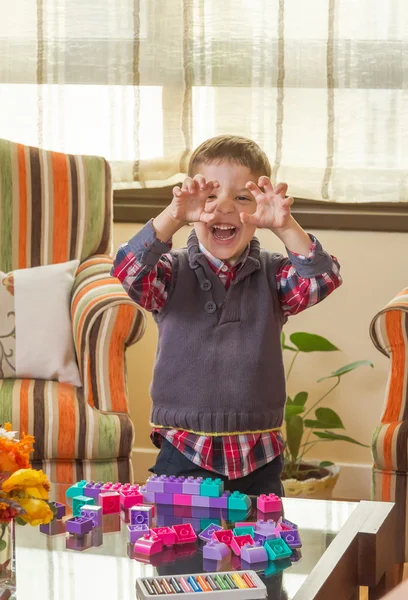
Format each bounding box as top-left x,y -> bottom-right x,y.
318,360 -> 374,382
286,415 -> 304,462
315,407 -> 344,428
286,396 -> 293,405
293,392 -> 308,406
15,517 -> 27,526
320,461 -> 335,468
285,404 -> 305,419
0,539 -> 6,552
290,332 -> 339,353
312,431 -> 369,447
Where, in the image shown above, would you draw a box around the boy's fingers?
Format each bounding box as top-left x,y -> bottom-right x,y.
240,212 -> 258,226
258,176 -> 274,193
200,212 -> 216,224
182,177 -> 194,193
245,181 -> 263,201
274,182 -> 288,197
207,180 -> 220,189
173,186 -> 182,197
194,174 -> 207,190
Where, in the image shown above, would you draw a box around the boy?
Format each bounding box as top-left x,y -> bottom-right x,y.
112,135 -> 342,496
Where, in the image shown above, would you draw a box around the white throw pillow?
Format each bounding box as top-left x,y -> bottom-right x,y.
0,260 -> 81,387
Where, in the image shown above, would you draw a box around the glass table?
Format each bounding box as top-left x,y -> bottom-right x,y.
13,486 -> 396,600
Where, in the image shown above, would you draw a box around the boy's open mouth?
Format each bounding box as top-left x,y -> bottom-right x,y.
211,223 -> 238,243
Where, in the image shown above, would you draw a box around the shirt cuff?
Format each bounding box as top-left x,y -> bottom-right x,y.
128,219 -> 172,267
286,235 -> 334,278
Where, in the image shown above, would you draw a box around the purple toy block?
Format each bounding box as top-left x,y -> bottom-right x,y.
173,493 -> 192,506
130,505 -> 154,527
91,527 -> 103,547
172,523 -> 197,544
256,519 -> 279,539
191,494 -> 210,507
51,502 -> 66,520
279,517 -> 298,531
254,532 -> 268,544
280,528 -> 302,549
240,542 -> 269,564
83,482 -> 102,501
128,523 -> 149,543
199,523 -> 223,542
40,520 -> 65,536
163,475 -> 185,494
66,533 -> 93,552
65,517 -> 94,535
80,505 -> 103,528
182,476 -> 203,496
155,492 -> 174,505
145,474 -> 167,494
203,539 -> 230,560
208,492 -> 231,509
139,486 -> 155,504
184,517 -> 201,531
257,493 -> 282,513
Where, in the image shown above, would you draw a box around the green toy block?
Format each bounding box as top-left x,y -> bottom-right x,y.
200,478 -> 223,498
263,558 -> 292,577
200,518 -> 217,531
72,495 -> 95,517
264,537 -> 292,561
227,491 -> 252,511
66,480 -> 87,499
233,526 -> 255,539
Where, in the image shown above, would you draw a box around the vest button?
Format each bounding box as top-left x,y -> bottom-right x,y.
200,279 -> 212,291
204,301 -> 217,314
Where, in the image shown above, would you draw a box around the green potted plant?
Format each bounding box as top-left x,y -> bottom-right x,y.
282,331 -> 373,498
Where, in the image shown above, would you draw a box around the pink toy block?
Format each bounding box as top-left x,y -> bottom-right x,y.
212,529 -> 234,547
134,533 -> 164,555
174,505 -> 192,518
173,493 -> 192,506
112,483 -> 122,491
230,534 -> 255,556
257,493 -> 282,513
150,526 -> 177,546
235,522 -> 257,528
120,489 -> 144,509
102,482 -> 113,491
172,523 -> 197,544
99,491 -> 120,514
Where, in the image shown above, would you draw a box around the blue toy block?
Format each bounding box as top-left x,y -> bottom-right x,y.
66,480 -> 87,499
233,526 -> 255,539
191,494 -> 210,508
263,558 -> 292,577
200,478 -> 224,498
264,537 -> 292,561
72,495 -> 95,517
182,476 -> 203,495
227,491 -> 252,511
163,476 -> 185,494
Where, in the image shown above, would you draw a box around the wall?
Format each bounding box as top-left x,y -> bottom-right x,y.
114,222 -> 407,498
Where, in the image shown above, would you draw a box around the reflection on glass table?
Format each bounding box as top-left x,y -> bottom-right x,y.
14,489 -> 357,600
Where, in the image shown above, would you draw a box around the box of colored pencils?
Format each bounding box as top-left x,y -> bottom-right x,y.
136,570 -> 267,598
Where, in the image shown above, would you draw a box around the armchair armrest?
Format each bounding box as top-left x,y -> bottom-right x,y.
72,255 -> 146,412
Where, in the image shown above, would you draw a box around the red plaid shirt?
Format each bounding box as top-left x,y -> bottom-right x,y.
113,224 -> 341,478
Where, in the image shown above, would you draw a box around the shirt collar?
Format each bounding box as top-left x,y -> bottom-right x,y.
198,242 -> 250,272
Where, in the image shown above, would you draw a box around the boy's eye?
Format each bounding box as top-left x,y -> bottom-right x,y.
207,195 -> 217,200
236,196 -> 252,202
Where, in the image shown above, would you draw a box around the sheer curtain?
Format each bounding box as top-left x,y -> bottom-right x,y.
0,0 -> 407,202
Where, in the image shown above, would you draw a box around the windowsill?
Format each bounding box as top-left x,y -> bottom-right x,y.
113,187 -> 408,232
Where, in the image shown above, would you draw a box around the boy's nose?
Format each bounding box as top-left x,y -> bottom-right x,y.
215,196 -> 234,214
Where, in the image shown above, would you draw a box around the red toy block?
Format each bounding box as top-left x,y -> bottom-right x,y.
120,489 -> 144,509
172,523 -> 197,544
230,534 -> 255,556
174,505 -> 192,518
212,529 -> 234,546
150,526 -> 177,546
257,493 -> 282,513
173,493 -> 192,506
99,491 -> 120,514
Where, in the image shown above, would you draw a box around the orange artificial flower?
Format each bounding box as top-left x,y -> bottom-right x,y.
0,432 -> 34,474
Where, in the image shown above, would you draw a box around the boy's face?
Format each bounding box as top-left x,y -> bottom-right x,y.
193,161 -> 259,264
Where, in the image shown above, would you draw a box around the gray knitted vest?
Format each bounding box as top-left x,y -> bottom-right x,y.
150,231 -> 287,434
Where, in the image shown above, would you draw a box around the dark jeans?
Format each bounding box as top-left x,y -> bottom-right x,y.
150,437 -> 284,497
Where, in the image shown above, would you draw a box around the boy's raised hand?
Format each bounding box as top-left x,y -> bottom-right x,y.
241,178 -> 294,230
168,175 -> 219,224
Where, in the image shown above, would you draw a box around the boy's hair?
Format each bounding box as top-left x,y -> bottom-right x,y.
188,135 -> 272,178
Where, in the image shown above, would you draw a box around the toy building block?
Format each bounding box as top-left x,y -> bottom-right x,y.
254,532 -> 268,544
101,482 -> 113,491
50,502 -> 66,520
182,476 -> 204,495
290,549 -> 302,563
83,481 -> 104,501
65,517 -> 94,535
277,517 -> 298,531
264,537 -> 292,561
120,489 -> 143,509
280,529 -> 302,549
72,495 -> 95,517
128,524 -> 149,543
80,505 -> 103,528
200,478 -> 224,498
66,480 -> 87,499
154,492 -> 173,505
174,505 -> 192,518
139,485 -> 155,504
102,513 -> 121,534
66,533 -> 93,552
235,521 -> 257,528
40,520 -> 65,536
145,474 -> 168,494
203,539 -> 230,560
112,483 -> 122,491
263,558 -> 292,577
173,493 -> 192,506
257,493 -> 282,513
255,519 -> 279,539
233,526 -> 255,539
99,491 -> 120,515
227,491 -> 251,511
198,523 -> 223,542
212,529 -> 234,546
150,526 -> 177,546
208,491 -> 231,509
130,505 -> 154,527
91,527 -> 103,547
172,523 -> 197,544
230,534 -> 255,556
191,494 -> 210,508
163,476 -> 185,494
134,533 -> 164,555
241,542 -> 269,564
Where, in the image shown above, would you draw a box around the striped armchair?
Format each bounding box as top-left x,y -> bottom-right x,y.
370,287 -> 408,564
0,139 -> 145,484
